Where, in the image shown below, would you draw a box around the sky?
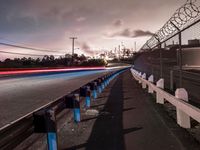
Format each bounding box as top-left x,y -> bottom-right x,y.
0,0 -> 185,59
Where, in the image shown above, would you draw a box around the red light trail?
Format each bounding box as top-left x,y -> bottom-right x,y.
0,67 -> 106,75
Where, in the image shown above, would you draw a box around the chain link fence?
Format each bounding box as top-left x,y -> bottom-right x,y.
134,0 -> 200,105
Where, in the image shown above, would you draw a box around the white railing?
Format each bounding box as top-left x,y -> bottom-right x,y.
130,68 -> 200,129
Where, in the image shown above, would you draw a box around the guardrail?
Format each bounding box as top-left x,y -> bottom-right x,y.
130,68 -> 200,129
0,67 -> 129,150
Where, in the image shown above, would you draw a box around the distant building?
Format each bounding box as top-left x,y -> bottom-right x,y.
182,47 -> 200,66
188,39 -> 200,46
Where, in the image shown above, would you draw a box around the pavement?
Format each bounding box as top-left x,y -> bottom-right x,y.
53,70 -> 200,150
0,68 -> 121,127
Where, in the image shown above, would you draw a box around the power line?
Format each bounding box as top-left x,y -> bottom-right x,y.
0,50 -> 65,57
0,41 -> 65,53
0,37 -> 65,52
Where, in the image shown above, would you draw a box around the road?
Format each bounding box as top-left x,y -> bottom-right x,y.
0,68 -> 122,127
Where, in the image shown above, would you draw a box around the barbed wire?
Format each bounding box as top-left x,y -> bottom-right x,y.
141,0 -> 200,51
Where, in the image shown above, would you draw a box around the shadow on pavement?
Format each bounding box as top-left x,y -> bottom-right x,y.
63,74 -> 143,150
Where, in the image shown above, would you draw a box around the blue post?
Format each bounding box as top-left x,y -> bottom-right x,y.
73,94 -> 81,123
33,109 -> 58,150
106,78 -> 109,86
85,96 -> 91,108
93,82 -> 98,99
101,78 -> 105,90
93,90 -> 97,99
47,132 -> 58,150
46,109 -> 58,150
85,86 -> 91,108
98,85 -> 102,93
73,108 -> 80,123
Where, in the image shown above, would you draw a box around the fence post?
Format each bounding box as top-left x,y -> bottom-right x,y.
46,109 -> 58,150
93,82 -> 98,99
170,70 -> 174,91
101,77 -> 105,90
156,78 -> 164,104
142,73 -> 147,89
85,86 -> 91,108
148,75 -> 154,93
33,109 -> 58,150
138,72 -> 142,84
175,88 -> 190,128
73,94 -> 81,122
97,79 -> 102,93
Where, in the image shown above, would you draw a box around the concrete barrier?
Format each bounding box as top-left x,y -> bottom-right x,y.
156,79 -> 164,104
148,75 -> 154,93
130,68 -> 200,129
141,73 -> 146,89
175,88 -> 190,128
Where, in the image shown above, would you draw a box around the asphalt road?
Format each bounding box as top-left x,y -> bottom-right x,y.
0,68 -> 121,127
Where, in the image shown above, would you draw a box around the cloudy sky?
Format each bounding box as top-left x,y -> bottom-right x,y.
0,0 -> 184,59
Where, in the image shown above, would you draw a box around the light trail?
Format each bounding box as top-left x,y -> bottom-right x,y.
0,67 -> 106,75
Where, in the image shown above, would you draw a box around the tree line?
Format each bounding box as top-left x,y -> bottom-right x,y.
0,54 -> 107,68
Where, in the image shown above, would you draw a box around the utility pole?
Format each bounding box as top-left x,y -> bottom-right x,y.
118,45 -> 121,59
69,37 -> 77,65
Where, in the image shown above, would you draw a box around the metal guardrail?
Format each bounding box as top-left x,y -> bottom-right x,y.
0,67 -> 129,150
130,68 -> 200,129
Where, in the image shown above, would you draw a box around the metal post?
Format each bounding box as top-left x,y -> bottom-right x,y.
118,45 -> 121,59
170,70 -> 174,91
83,86 -> 90,108
70,37 -> 77,65
160,47 -> 163,78
170,21 -> 182,88
154,36 -> 163,78
46,109 -> 58,150
74,94 -> 81,122
33,109 -> 58,150
178,32 -> 183,87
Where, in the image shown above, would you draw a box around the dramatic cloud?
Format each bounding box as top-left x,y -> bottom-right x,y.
76,17 -> 86,22
106,28 -> 154,38
78,42 -> 94,55
113,19 -> 123,27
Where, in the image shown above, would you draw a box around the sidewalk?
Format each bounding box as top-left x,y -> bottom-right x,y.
58,70 -> 197,150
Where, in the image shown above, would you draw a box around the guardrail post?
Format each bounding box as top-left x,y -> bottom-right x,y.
46,109 -> 58,150
101,77 -> 105,90
34,109 -> 58,150
73,94 -> 81,122
142,73 -> 147,89
93,82 -> 98,99
81,86 -> 91,108
138,72 -> 142,84
175,88 -> 191,128
156,78 -> 164,104
148,75 -> 154,93
105,76 -> 109,86
85,86 -> 91,108
65,94 -> 81,123
89,82 -> 97,100
97,79 -> 102,93
80,86 -> 90,108
170,70 -> 174,91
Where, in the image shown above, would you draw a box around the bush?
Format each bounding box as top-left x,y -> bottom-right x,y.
80,59 -> 107,66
